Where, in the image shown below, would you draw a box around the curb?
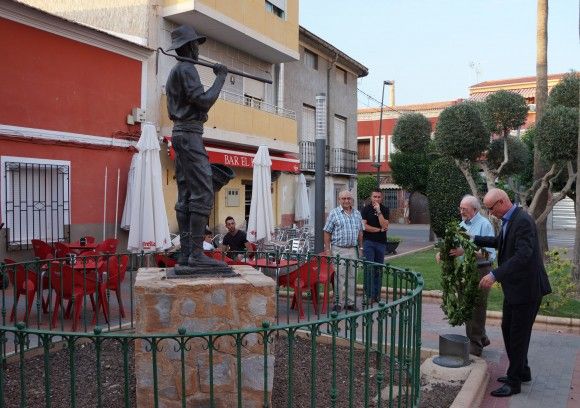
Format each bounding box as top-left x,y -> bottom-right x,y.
420,351 -> 489,408
450,357 -> 489,408
422,290 -> 580,328
385,244 -> 435,261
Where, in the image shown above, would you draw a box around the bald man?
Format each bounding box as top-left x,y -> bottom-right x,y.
475,188 -> 551,398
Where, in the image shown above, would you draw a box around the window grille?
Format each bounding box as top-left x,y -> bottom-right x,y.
2,158 -> 70,250
381,189 -> 399,210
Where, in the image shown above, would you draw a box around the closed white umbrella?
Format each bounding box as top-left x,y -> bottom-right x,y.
247,145 -> 275,243
127,124 -> 171,252
294,173 -> 310,223
120,153 -> 138,231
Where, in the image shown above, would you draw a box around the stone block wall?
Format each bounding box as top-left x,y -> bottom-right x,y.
134,265 -> 276,407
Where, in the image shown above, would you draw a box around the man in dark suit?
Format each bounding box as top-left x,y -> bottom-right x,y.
475,188 -> 551,397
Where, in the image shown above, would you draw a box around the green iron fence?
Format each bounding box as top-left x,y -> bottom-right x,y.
0,252 -> 423,407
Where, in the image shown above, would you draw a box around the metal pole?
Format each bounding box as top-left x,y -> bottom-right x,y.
374,81 -> 388,187
314,93 -> 327,253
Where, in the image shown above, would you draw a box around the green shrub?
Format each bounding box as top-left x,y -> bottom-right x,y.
540,248 -> 576,313
426,157 -> 470,238
357,175 -> 378,202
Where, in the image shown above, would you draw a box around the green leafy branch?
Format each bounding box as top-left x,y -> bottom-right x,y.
437,221 -> 480,326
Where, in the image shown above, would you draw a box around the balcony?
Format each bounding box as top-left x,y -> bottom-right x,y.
219,89 -> 295,120
330,148 -> 357,175
299,141 -> 357,175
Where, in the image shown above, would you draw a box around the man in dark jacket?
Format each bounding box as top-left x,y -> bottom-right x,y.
165,25 -> 228,269
475,188 -> 551,398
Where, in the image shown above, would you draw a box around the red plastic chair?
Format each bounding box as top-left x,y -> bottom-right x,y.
3,259 -> 37,322
53,242 -> 72,258
308,255 -> 335,314
155,252 -> 177,268
100,255 -> 129,318
84,236 -> 96,244
277,256 -> 336,317
95,238 -> 119,255
31,239 -> 54,260
50,263 -> 107,331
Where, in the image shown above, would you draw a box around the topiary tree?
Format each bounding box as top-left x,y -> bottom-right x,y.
357,174 -> 378,203
548,71 -> 579,109
426,157 -> 470,238
390,151 -> 430,195
434,102 -> 489,195
392,112 -> 432,152
483,90 -> 529,138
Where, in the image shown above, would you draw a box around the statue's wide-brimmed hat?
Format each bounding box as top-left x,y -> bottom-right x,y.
167,25 -> 206,51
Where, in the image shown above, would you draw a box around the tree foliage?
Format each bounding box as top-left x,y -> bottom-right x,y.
548,71 -> 579,109
536,106 -> 579,163
392,113 -> 432,152
483,90 -> 528,136
438,221 -> 480,326
434,103 -> 489,161
357,175 -> 378,202
426,157 -> 470,238
487,136 -> 530,176
390,151 -> 430,195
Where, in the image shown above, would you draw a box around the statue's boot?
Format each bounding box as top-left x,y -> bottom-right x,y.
188,214 -> 228,268
175,210 -> 191,265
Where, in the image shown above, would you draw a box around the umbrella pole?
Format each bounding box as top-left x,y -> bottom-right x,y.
103,166 -> 108,240
114,168 -> 120,239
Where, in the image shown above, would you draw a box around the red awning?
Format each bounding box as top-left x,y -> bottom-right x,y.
162,137 -> 300,173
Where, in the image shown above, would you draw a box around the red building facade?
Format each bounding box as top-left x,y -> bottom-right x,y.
0,2 -> 151,258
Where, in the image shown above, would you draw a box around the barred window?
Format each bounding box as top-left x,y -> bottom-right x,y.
381,189 -> 398,210
1,157 -> 70,250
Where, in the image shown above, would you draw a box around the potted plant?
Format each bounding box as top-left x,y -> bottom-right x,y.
385,236 -> 402,255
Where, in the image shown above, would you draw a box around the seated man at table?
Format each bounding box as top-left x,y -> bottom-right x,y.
221,216 -> 253,260
203,229 -> 215,251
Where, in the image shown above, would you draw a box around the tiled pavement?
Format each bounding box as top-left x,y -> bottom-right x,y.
421,298 -> 579,408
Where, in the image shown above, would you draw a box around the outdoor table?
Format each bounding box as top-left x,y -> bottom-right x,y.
68,241 -> 98,254
249,258 -> 299,278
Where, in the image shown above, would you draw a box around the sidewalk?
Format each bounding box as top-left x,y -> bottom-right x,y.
391,224 -> 579,408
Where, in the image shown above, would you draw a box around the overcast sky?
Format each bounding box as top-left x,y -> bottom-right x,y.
300,0 -> 580,107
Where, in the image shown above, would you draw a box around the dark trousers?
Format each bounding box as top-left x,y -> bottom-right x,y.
363,240 -> 386,299
465,265 -> 491,354
502,299 -> 541,386
172,125 -> 213,216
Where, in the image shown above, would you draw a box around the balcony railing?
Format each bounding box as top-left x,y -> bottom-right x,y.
330,147 -> 357,175
299,141 -> 357,175
219,89 -> 296,120
299,141 -> 328,172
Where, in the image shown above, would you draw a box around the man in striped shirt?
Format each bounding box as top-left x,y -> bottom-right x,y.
323,190 -> 363,312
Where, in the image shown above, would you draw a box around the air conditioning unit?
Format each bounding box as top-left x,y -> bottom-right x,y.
528,104 -> 536,112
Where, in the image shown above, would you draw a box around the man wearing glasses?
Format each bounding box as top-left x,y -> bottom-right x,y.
323,190 -> 363,312
447,194 -> 496,357
475,188 -> 551,398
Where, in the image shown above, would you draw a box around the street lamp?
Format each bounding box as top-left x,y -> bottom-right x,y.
373,80 -> 394,187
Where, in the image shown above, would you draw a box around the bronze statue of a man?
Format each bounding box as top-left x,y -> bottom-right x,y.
165,25 -> 228,270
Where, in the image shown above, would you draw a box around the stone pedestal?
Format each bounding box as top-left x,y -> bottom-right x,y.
134,265 -> 276,407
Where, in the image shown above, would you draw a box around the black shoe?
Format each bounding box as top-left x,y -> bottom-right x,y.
332,304 -> 342,313
490,384 -> 520,397
470,348 -> 482,357
497,375 -> 531,383
482,338 -> 491,348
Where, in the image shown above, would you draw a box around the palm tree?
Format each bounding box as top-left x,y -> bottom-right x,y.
533,0 -> 549,252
